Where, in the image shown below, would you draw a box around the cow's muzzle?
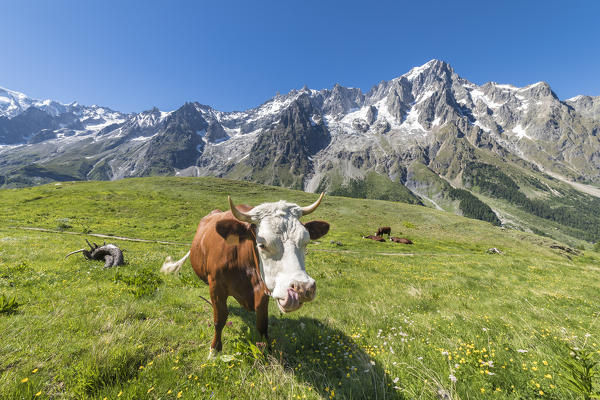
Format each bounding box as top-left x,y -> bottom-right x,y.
276,281 -> 316,313
291,280 -> 316,303
277,288 -> 301,313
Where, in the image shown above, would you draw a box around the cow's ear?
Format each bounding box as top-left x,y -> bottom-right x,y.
304,220 -> 330,240
216,219 -> 252,245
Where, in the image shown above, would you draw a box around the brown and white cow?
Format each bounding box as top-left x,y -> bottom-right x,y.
161,194 -> 329,357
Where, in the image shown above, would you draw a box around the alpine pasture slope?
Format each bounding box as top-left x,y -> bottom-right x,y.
0,177 -> 599,399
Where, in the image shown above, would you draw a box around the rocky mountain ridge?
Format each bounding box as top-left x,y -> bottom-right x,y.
2,60 -> 600,242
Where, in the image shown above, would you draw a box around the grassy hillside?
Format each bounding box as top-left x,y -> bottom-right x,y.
326,171 -> 422,205
0,177 -> 599,399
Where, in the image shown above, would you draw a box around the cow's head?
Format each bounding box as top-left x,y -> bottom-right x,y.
220,194 -> 329,313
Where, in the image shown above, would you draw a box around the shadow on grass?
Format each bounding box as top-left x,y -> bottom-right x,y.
229,305 -> 406,399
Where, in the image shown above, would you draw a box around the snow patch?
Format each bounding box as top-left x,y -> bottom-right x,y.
400,106 -> 426,133
517,100 -> 529,111
341,107 -> 369,126
222,126 -> 241,136
520,82 -> 545,90
512,124 -> 531,140
470,88 -> 504,109
373,98 -> 403,129
473,120 -> 491,132
567,95 -> 585,102
130,133 -> 158,142
84,118 -> 126,132
210,137 -> 229,145
494,84 -> 517,91
417,89 -> 435,103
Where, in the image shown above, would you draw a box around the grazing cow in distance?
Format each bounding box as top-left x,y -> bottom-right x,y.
390,237 -> 413,244
363,235 -> 386,242
377,226 -> 391,236
161,193 -> 330,357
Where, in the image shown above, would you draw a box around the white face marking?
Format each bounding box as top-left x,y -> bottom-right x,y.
247,201 -> 314,300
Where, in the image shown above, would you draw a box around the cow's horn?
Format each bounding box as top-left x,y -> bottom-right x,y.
228,196 -> 254,223
301,192 -> 324,216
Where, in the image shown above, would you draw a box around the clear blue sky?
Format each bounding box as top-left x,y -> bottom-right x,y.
1,1 -> 598,113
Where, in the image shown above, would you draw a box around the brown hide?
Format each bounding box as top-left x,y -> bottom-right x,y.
304,220 -> 330,240
390,237 -> 413,244
376,226 -> 391,236
363,235 -> 386,242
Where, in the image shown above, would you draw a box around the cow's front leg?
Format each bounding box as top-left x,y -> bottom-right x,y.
255,293 -> 270,351
209,283 -> 228,358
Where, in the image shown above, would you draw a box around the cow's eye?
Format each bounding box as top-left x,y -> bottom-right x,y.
257,243 -> 266,250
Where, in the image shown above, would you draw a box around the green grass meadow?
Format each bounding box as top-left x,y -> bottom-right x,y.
0,177 -> 599,399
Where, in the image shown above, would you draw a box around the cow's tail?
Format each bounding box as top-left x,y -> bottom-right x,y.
161,250 -> 191,274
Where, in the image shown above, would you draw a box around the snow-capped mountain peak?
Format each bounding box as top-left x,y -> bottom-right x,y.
402,59 -> 450,81
0,86 -> 70,118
